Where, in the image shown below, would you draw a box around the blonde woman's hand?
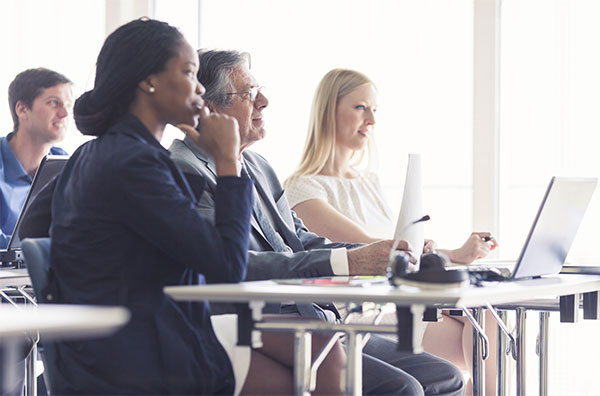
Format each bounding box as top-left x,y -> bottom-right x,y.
445,232 -> 498,264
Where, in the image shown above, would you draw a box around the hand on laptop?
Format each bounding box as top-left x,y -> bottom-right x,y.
441,232 -> 498,264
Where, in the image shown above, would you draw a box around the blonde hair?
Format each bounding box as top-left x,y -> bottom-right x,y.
288,69 -> 375,182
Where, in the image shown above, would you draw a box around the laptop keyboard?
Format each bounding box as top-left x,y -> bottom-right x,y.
468,268 -> 509,284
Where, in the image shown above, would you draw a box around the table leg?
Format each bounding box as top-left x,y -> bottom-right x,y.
236,303 -> 253,347
583,291 -> 600,320
395,305 -> 424,353
559,294 -> 579,323
345,330 -> 364,396
538,312 -> 549,396
471,308 -> 485,396
497,310 -> 509,396
515,307 -> 527,396
310,333 -> 342,393
423,307 -> 442,322
1,338 -> 21,395
25,343 -> 36,396
294,330 -> 312,396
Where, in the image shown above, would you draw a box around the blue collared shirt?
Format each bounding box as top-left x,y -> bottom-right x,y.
0,132 -> 67,248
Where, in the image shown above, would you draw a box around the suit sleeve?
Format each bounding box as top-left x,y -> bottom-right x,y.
171,142 -> 362,280
114,151 -> 253,284
188,171 -> 361,280
243,206 -> 361,280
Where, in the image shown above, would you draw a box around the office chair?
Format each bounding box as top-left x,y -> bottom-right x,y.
21,238 -> 57,395
21,238 -> 51,303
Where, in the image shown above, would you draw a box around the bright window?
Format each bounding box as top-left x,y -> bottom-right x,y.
500,1 -> 600,395
198,0 -> 474,247
500,0 -> 600,263
0,0 -> 105,153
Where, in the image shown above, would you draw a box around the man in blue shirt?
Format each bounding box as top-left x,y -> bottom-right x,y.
0,68 -> 71,249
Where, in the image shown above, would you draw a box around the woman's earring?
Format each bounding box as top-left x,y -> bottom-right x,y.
149,86 -> 155,93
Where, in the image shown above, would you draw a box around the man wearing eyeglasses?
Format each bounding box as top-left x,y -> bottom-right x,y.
169,49 -> 465,396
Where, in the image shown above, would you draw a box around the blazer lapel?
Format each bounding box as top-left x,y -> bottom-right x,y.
183,137 -> 218,180
184,138 -> 268,242
245,160 -> 304,252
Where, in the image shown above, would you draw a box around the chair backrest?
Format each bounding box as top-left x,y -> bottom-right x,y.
21,237 -> 60,395
21,238 -> 51,303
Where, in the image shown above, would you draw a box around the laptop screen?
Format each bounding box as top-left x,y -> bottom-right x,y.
511,177 -> 597,279
7,155 -> 68,250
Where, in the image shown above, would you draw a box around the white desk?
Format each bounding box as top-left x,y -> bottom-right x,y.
0,268 -> 34,396
0,304 -> 130,395
0,304 -> 130,339
0,269 -> 30,289
165,275 -> 600,307
165,274 -> 600,396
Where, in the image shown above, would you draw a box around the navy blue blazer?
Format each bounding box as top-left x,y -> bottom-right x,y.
21,114 -> 253,395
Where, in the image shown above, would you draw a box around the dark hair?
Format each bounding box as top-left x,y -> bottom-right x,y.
8,68 -> 72,131
74,18 -> 184,136
197,49 -> 250,107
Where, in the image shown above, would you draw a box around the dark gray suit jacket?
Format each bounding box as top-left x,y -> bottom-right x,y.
170,138 -> 356,280
169,138 -> 358,318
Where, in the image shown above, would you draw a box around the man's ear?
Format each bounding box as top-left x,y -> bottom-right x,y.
15,101 -> 29,121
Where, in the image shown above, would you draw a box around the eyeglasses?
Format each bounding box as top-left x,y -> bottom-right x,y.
225,86 -> 264,102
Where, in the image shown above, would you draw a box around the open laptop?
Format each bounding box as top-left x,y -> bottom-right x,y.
468,177 -> 597,281
0,155 -> 68,265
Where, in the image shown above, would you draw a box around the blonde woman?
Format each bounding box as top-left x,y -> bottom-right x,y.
284,68 -> 498,396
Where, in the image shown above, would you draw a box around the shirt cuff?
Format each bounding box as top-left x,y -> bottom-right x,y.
330,248 -> 349,275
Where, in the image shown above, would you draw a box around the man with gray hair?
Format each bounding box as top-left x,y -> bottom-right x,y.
169,49 -> 465,396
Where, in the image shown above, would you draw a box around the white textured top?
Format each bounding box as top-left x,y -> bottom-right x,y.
286,172 -> 396,239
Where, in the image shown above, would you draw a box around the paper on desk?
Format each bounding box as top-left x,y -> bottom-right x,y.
393,153 -> 424,266
274,276 -> 387,287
